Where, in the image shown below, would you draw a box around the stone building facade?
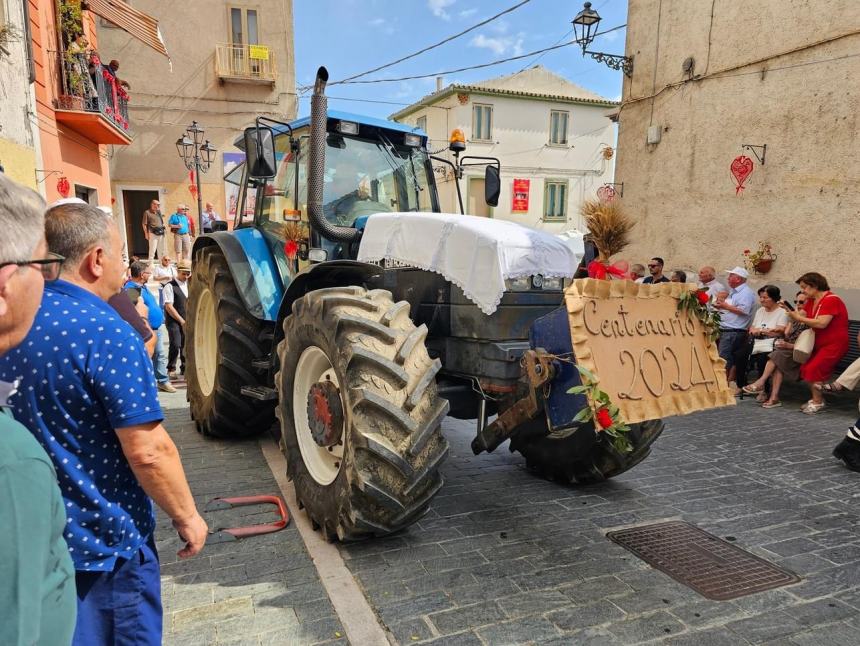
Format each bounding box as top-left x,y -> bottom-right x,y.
614,0 -> 859,314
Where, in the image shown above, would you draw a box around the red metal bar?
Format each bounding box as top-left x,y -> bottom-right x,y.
206,495 -> 290,542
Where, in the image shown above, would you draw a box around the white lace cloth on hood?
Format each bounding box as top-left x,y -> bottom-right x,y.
357,212 -> 580,315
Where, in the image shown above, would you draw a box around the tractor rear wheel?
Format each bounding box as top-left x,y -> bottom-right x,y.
509,415 -> 664,484
276,286 -> 449,540
186,245 -> 275,438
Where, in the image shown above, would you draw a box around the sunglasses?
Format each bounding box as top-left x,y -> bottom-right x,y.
0,252 -> 65,282
647,264 -> 660,268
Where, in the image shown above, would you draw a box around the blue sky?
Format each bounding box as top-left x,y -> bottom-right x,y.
294,0 -> 628,120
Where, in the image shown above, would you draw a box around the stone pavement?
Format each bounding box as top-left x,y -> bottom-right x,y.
158,390 -> 346,646
336,387 -> 860,645
159,384 -> 860,645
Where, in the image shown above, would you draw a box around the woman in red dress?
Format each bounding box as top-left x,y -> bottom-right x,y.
781,272 -> 849,414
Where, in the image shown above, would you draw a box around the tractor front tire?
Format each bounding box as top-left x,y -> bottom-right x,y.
509,416 -> 664,484
186,245 -> 275,438
276,286 -> 449,540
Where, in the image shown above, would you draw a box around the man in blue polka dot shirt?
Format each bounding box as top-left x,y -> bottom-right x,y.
0,202 -> 208,646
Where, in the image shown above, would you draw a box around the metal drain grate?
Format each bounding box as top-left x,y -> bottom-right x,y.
607,521 -> 800,600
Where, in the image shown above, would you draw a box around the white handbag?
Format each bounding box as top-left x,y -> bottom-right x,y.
792,328 -> 815,364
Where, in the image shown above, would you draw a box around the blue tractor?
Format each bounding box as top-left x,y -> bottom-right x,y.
185,68 -> 663,540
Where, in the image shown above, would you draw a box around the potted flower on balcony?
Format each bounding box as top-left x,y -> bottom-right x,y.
743,242 -> 777,274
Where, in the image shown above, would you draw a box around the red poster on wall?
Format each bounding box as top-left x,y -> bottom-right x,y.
512,178 -> 530,212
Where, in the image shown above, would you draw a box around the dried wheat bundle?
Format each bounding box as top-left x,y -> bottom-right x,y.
580,199 -> 635,262
282,220 -> 308,242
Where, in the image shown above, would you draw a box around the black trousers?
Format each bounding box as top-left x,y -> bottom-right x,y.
166,321 -> 185,374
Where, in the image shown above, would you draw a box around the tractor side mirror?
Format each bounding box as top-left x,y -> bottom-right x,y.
244,126 -> 277,179
484,165 -> 501,207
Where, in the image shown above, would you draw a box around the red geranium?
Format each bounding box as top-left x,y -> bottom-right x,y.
696,290 -> 710,306
596,407 -> 613,429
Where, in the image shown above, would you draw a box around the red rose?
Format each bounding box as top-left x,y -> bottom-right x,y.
696,290 -> 710,305
743,249 -> 750,254
596,407 -> 613,429
284,240 -> 299,260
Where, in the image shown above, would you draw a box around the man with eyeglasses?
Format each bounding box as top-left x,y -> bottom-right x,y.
0,175 -> 75,646
168,204 -> 192,262
642,257 -> 670,284
0,200 -> 207,646
126,261 -> 175,393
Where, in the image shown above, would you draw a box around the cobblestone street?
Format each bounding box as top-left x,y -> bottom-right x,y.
162,387 -> 860,645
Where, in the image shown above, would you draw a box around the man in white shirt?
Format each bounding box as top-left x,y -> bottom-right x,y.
697,266 -> 726,300
201,202 -> 221,233
714,266 -> 756,393
152,254 -> 177,285
163,260 -> 191,378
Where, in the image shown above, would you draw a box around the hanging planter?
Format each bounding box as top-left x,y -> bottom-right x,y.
743,242 -> 777,275
753,258 -> 773,274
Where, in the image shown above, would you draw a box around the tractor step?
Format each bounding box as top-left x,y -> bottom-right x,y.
241,385 -> 278,401
251,358 -> 270,371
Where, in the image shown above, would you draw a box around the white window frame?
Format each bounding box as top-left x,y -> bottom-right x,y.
471,104 -> 493,142
549,110 -> 569,146
415,115 -> 427,131
543,179 -> 568,221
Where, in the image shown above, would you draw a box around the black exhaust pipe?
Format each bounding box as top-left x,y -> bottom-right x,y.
308,66 -> 361,244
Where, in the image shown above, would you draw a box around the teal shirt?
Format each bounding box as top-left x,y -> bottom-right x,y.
0,382 -> 76,646
168,212 -> 190,235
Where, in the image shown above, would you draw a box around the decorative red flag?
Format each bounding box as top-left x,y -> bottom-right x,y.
56,176 -> 70,197
730,156 -> 754,195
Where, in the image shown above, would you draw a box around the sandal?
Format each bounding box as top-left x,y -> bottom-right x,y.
762,401 -> 782,409
815,382 -> 845,393
802,401 -> 827,415
756,393 -> 768,403
742,384 -> 765,394
800,400 -> 815,411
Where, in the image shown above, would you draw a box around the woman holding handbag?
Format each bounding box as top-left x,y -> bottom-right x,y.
781,272 -> 850,414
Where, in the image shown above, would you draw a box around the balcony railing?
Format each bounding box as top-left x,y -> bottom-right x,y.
55,51 -> 130,135
215,43 -> 277,84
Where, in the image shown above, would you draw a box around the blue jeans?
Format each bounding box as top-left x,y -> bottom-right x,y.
153,325 -> 168,384
73,535 -> 162,646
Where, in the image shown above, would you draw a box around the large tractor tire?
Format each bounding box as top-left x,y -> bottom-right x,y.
276,286 -> 449,540
186,246 -> 276,438
509,415 -> 664,485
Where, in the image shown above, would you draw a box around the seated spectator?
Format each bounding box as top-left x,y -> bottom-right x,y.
781,272 -> 850,414
642,257 -> 669,284
743,291 -> 807,408
826,330 -> 860,471
630,263 -> 646,282
0,175 -> 75,646
739,285 -> 789,400
670,270 -> 687,283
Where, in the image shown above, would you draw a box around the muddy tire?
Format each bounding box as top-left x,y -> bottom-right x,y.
186,246 -> 275,438
509,416 -> 664,484
276,286 -> 449,540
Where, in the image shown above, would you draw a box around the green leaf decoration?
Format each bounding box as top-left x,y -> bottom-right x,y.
567,385 -> 590,395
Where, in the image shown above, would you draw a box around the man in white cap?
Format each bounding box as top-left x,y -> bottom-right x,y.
714,266 -> 756,393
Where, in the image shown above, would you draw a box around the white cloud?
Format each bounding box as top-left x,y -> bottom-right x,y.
469,33 -> 524,56
597,29 -> 619,43
368,16 -> 396,34
428,0 -> 456,20
368,17 -> 385,26
458,8 -> 477,18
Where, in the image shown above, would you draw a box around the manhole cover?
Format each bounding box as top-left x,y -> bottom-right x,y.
607,521 -> 800,600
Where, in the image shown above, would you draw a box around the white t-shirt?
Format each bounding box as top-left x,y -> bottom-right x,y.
152,264 -> 177,283
750,306 -> 790,354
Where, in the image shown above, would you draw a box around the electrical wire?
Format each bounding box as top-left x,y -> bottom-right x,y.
331,25 -> 626,87
324,0 -> 534,87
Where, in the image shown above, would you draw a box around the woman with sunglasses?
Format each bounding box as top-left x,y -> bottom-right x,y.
743,291 -> 808,408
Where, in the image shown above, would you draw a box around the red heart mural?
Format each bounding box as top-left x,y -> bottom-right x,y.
730,156 -> 754,195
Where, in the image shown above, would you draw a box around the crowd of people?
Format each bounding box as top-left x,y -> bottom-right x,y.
142,199 -> 222,264
0,174 -> 206,645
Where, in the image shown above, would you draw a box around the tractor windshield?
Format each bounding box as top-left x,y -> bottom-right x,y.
322,134 -> 435,226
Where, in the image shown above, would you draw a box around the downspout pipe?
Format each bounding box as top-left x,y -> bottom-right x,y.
308,66 -> 362,244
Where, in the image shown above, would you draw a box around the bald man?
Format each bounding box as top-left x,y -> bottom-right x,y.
698,266 -> 726,300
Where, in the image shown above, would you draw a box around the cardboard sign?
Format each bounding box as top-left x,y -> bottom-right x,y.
512,178 -> 530,212
565,279 -> 735,424
249,45 -> 270,61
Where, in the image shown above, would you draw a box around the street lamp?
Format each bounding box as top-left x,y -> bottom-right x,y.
175,123 -> 217,234
572,2 -> 634,77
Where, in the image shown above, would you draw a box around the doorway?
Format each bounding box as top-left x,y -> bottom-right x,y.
123,189 -> 160,259
467,177 -> 492,217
